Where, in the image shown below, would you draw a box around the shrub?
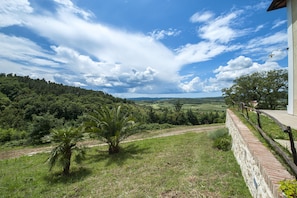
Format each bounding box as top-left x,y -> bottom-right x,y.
208,128 -> 232,151
213,136 -> 232,151
279,179 -> 297,198
0,128 -> 27,143
208,128 -> 228,140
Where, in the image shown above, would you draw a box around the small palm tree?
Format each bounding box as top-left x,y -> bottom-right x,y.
47,127 -> 85,175
85,105 -> 136,154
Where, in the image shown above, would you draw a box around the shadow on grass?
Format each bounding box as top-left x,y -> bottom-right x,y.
44,167 -> 92,184
88,143 -> 150,166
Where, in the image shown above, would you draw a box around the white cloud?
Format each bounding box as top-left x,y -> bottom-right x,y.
197,11 -> 245,44
0,0 -> 288,97
0,0 -> 33,27
149,29 -> 181,40
175,41 -> 241,64
190,11 -> 214,23
24,8 -> 180,80
179,77 -> 203,92
54,0 -> 93,20
210,56 -> 283,91
243,31 -> 288,61
272,19 -> 287,29
0,33 -> 58,67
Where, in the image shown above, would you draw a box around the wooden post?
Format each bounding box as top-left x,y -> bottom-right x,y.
284,126 -> 297,166
257,111 -> 262,129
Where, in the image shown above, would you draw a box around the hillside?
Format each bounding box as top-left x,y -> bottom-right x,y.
0,74 -> 134,143
0,74 -> 226,146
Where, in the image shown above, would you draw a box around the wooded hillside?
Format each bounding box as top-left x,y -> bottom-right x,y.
0,74 -> 225,145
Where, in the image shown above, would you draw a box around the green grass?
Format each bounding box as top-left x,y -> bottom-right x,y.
0,132 -> 251,198
234,109 -> 297,140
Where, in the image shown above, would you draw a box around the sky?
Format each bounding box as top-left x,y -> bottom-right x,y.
0,0 -> 289,98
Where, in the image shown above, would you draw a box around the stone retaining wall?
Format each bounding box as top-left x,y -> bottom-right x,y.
225,109 -> 294,198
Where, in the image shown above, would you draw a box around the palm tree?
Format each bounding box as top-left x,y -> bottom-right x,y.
85,105 -> 136,154
47,127 -> 85,175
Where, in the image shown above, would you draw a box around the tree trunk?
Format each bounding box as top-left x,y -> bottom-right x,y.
63,150 -> 72,175
109,145 -> 120,154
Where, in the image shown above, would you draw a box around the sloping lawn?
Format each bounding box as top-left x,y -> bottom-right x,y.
0,132 -> 251,197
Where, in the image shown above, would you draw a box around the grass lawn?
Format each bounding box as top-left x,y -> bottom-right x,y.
0,132 -> 251,198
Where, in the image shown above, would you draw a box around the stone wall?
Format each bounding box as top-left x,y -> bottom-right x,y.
225,109 -> 294,198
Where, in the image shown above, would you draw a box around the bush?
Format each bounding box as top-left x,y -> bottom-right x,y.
208,128 -> 228,140
208,128 -> 232,151
0,128 -> 27,143
213,136 -> 232,151
279,179 -> 297,198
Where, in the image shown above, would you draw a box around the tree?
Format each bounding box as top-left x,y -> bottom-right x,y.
47,127 -> 85,175
85,106 -> 136,154
173,100 -> 183,112
29,113 -> 62,144
222,70 -> 288,109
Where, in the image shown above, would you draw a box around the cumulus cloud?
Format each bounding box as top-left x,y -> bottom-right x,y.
210,56 -> 283,91
179,77 -> 204,92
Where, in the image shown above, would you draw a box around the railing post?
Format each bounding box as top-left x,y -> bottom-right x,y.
256,111 -> 262,129
284,126 -> 297,166
245,107 -> 249,119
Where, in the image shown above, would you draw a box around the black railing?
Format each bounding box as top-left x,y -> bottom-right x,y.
236,102 -> 297,178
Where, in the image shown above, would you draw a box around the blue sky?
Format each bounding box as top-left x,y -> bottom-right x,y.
0,0 -> 288,98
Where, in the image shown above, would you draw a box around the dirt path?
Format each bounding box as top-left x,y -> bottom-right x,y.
0,124 -> 224,160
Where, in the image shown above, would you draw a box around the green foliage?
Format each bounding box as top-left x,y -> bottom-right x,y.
208,128 -> 232,151
0,74 -> 130,145
85,105 -> 137,154
29,113 -> 63,144
0,128 -> 27,143
0,74 -> 227,148
222,69 -> 288,109
134,123 -> 174,131
47,127 -> 85,175
208,128 -> 229,140
173,99 -> 183,112
213,136 -> 232,151
279,179 -> 297,198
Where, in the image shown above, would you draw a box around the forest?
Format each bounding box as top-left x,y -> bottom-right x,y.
0,74 -> 225,146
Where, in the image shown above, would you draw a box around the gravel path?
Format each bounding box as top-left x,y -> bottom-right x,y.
0,124 -> 224,160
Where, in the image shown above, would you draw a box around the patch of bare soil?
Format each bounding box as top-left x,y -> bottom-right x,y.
0,124 -> 224,160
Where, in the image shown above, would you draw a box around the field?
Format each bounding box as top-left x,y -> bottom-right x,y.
133,97 -> 227,112
0,126 -> 251,198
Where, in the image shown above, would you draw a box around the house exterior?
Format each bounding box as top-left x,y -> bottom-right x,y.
268,0 -> 297,115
